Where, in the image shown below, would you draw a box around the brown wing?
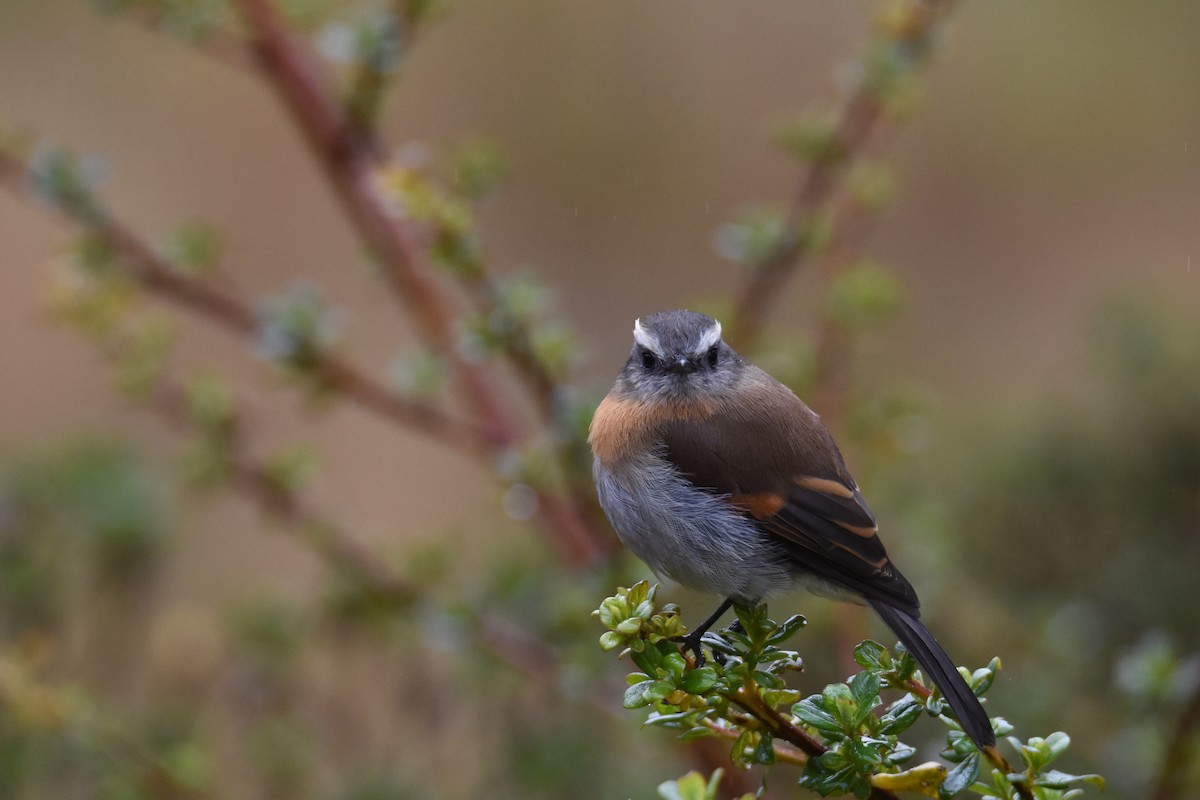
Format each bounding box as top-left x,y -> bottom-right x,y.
660,368 -> 920,613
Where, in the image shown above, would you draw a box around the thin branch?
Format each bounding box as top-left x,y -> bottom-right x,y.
805,188 -> 880,430
1152,683 -> 1200,800
706,715 -> 809,767
118,6 -> 256,71
145,379 -> 420,605
145,376 -> 615,715
730,685 -> 825,759
3,145 -> 612,567
0,149 -> 492,458
230,0 -> 612,567
234,0 -> 516,449
729,685 -> 902,800
728,0 -> 958,351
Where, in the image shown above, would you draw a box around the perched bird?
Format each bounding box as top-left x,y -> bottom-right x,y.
589,309 -> 995,750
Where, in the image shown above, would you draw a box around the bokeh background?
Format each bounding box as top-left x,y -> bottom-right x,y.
1,1 -> 1199,798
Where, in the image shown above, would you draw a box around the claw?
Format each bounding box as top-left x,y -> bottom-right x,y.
674,631 -> 707,667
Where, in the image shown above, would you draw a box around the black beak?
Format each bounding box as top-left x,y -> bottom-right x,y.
665,356 -> 696,374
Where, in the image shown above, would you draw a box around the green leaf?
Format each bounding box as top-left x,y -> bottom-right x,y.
598,631 -> 623,651
848,738 -> 882,769
753,670 -> 785,690
753,730 -> 776,765
849,671 -> 881,708
884,742 -> 916,765
762,688 -> 802,707
642,680 -> 676,704
766,614 -> 808,645
825,259 -> 906,331
793,697 -> 844,735
847,161 -> 896,213
623,680 -> 654,709
713,207 -> 787,269
256,282 -> 344,373
775,111 -> 847,165
879,694 -> 922,735
970,664 -> 996,696
166,222 -> 222,275
662,651 -> 688,680
390,348 -> 447,397
824,682 -> 860,731
114,313 -> 178,400
28,146 -> 107,224
940,751 -> 979,798
680,667 -> 718,695
645,710 -> 700,728
263,444 -> 318,493
854,640 -> 889,670
1034,770 -> 1105,790
1043,731 -> 1070,762
451,138 -> 507,202
658,770 -> 711,800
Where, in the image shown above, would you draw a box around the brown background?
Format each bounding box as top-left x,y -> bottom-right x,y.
1,0 -> 1198,699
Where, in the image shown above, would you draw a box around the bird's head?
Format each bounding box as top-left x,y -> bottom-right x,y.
616,309 -> 745,403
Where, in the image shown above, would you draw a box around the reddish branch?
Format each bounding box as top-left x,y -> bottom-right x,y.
3,145 -> 610,567
138,378 -> 420,604
0,148 -> 490,456
728,0 -> 958,352
1152,684 -> 1200,800
232,0 -> 609,567
235,0 -> 512,445
731,684 -> 902,800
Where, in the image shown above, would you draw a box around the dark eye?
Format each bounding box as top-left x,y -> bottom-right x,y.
641,351 -> 656,370
706,345 -> 719,368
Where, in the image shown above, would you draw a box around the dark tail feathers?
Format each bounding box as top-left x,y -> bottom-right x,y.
869,600 -> 996,749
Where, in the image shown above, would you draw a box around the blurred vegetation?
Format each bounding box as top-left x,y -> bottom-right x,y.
0,0 -> 1195,798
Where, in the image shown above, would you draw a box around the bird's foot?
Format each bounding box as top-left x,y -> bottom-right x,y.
673,630 -> 707,668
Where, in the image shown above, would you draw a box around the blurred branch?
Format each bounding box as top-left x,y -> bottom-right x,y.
0,149 -> 491,458
806,191 -> 880,426
119,5 -> 255,71
234,0 -> 516,448
144,375 -> 615,720
1152,683 -> 1200,800
233,0 -> 610,567
728,0 -> 958,351
153,379 -> 421,607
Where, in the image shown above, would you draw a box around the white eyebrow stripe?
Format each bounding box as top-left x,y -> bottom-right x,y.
633,318 -> 663,354
693,320 -> 723,354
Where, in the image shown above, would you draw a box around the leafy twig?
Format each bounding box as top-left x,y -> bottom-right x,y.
1152,682 -> 1200,800
235,0 -> 516,448
728,0 -> 958,351
0,148 -> 490,458
233,0 -> 610,567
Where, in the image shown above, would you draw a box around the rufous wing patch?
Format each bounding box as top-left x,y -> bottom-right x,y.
795,475 -> 855,499
729,492 -> 787,520
833,520 -> 880,539
793,474 -> 878,538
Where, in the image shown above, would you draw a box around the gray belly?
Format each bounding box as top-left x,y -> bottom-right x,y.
593,454 -> 793,604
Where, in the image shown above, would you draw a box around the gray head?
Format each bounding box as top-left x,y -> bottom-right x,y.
616,310 -> 745,401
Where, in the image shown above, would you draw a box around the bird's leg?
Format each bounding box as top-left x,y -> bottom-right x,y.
675,597 -> 735,667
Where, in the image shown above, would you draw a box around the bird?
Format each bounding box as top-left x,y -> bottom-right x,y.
588,309 -> 995,750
